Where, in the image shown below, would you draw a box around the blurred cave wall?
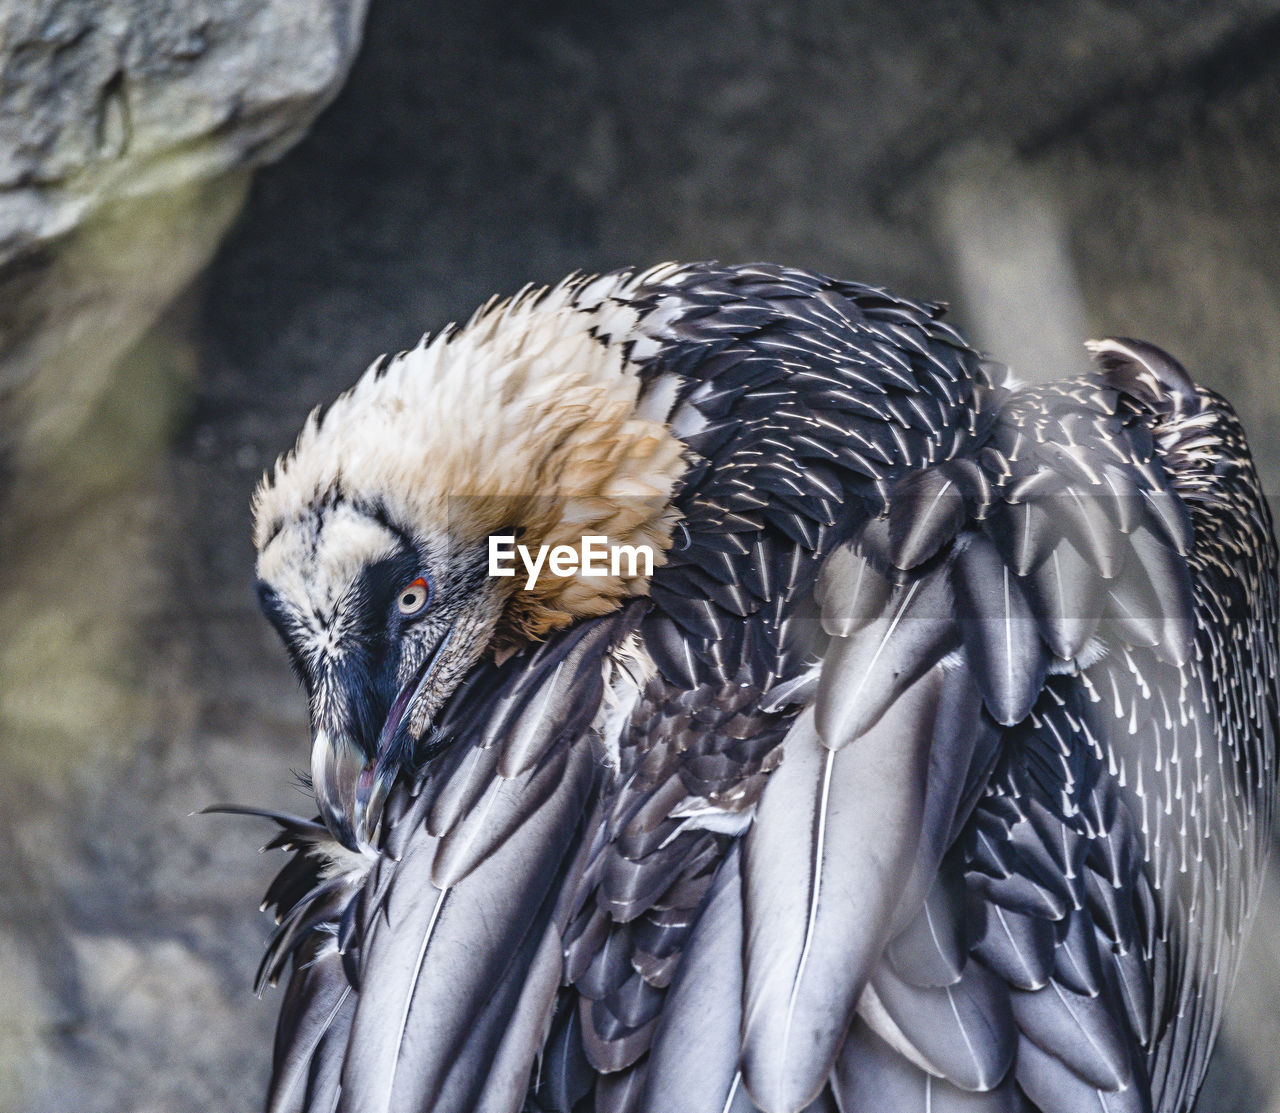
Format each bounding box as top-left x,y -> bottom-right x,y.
1,1 -> 1279,1110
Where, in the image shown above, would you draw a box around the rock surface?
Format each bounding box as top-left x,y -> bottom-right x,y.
0,1 -> 370,1108
0,0 -> 368,263
0,0 -> 369,467
3,1 -> 1280,1111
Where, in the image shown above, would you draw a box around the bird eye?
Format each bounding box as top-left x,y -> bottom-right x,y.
396,577 -> 431,616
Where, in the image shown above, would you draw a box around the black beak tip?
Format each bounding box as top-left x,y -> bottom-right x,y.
316,790 -> 361,852
312,730 -> 372,852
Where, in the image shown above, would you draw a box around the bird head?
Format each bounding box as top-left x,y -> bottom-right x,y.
252,274 -> 686,851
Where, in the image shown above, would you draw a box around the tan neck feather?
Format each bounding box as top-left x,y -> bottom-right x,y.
492,405 -> 686,648
254,271 -> 689,650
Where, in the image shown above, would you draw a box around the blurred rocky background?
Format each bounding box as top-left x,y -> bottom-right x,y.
2,1 -> 1279,1110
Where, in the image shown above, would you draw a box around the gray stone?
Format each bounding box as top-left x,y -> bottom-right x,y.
0,0 -> 370,468
0,4 -> 369,1107
0,0 -> 368,264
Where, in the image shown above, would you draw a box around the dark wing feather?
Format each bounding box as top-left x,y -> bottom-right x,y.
266,935 -> 353,1113
248,604 -> 633,1113
244,268 -> 1276,1113
640,845 -> 746,1113
730,335 -> 1274,1111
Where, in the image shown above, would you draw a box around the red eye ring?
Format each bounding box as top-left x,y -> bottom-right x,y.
396,576 -> 431,616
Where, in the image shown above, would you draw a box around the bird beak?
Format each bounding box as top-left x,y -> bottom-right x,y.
311,625 -> 455,851
311,727 -> 366,851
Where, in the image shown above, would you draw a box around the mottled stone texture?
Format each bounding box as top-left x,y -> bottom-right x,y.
0,0 -> 369,467
0,1 -> 369,1109
1,0 -> 357,254
3,1 -> 1280,1111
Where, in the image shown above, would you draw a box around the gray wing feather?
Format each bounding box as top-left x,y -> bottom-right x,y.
952,538 -> 1049,727
436,919 -> 563,1113
1013,1035 -> 1148,1113
305,989 -> 354,1113
869,956 -> 1016,1091
813,568 -> 959,745
885,869 -> 967,988
971,904 -> 1056,992
835,1021 -> 1030,1113
332,828 -> 442,1113
338,740 -> 592,1112
813,545 -> 892,637
1010,980 -> 1135,1093
740,672 -> 940,1111
432,741 -> 572,887
426,743 -> 502,837
266,938 -> 353,1113
641,847 -> 745,1113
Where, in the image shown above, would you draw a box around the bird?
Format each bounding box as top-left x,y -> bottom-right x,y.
230,261 -> 1279,1113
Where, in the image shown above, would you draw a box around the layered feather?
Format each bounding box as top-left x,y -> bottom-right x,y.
238,263 -> 1278,1113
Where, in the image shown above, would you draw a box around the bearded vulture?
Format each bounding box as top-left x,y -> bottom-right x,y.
228,262 -> 1279,1113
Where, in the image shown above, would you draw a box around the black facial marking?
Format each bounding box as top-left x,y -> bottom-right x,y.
256,581 -> 312,691
361,552 -> 430,627
353,498 -> 418,556
310,551 -> 424,755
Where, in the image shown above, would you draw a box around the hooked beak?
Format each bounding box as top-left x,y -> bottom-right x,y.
311,728 -> 367,851
311,626 -> 455,851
